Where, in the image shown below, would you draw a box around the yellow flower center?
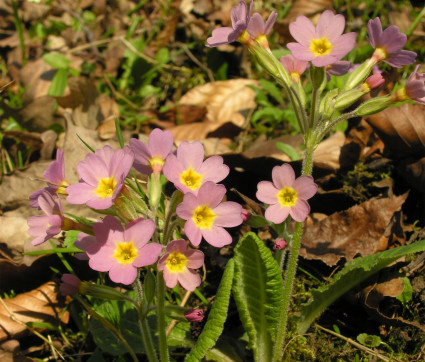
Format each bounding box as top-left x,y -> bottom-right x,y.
149,156 -> 164,169
94,177 -> 117,198
310,37 -> 333,57
192,205 -> 216,229
373,47 -> 388,62
237,30 -> 252,45
166,251 -> 188,273
180,167 -> 203,190
290,72 -> 301,82
57,180 -> 69,195
277,187 -> 298,207
394,87 -> 409,102
113,241 -> 138,265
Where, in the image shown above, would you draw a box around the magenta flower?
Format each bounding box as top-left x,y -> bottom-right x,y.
185,309 -> 204,322
394,65 -> 425,104
163,141 -> 229,195
206,0 -> 254,47
130,128 -> 173,175
367,17 -> 416,68
66,146 -> 134,210
27,191 -> 64,246
60,274 -> 81,296
287,10 -> 356,67
256,164 -> 318,223
361,73 -> 385,92
273,238 -> 287,250
176,182 -> 243,247
157,239 -> 204,291
280,54 -> 308,82
77,216 -> 162,285
30,149 -> 68,208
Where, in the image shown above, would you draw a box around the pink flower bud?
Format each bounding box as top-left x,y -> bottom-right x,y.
241,208 -> 251,222
184,309 -> 204,322
362,73 -> 385,92
274,238 -> 287,250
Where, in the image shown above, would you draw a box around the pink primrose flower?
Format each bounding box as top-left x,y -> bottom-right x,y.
184,309 -> 204,322
280,54 -> 308,82
394,65 -> 425,104
287,10 -> 356,67
130,128 -> 173,175
206,0 -> 254,47
367,17 -> 416,68
256,164 -> 318,223
27,191 -> 64,246
157,239 -> 204,291
176,182 -> 243,247
326,60 -> 352,80
247,11 -> 277,38
77,215 -> 162,285
66,146 -> 134,210
30,149 -> 68,208
60,274 -> 81,296
163,141 -> 229,195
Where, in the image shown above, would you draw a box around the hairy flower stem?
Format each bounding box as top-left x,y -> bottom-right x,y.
133,279 -> 158,362
272,144 -> 314,362
156,272 -> 169,361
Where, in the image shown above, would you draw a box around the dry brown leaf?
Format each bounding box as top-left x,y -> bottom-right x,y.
0,282 -> 68,342
366,103 -> 425,159
285,0 -> 333,22
168,122 -> 217,141
300,194 -> 408,266
179,79 -> 258,128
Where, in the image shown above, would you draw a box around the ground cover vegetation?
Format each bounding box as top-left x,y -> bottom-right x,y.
1,0 -> 425,361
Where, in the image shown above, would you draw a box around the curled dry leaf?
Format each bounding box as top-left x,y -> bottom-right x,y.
300,194 -> 408,266
366,103 -> 425,159
179,79 -> 258,127
0,282 -> 69,342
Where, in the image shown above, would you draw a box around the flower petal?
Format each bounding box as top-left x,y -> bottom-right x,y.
177,269 -> 201,291
177,141 -> 204,170
289,15 -> 316,47
199,156 -> 229,185
256,181 -> 278,204
272,164 -> 295,189
317,11 -> 345,41
213,202 -> 243,227
201,226 -> 232,247
176,193 -> 198,220
124,218 -> 155,247
287,43 -> 315,61
109,264 -> 137,285
163,268 -> 178,288
134,243 -> 163,267
289,199 -> 310,222
293,175 -> 318,200
185,249 -> 204,269
264,203 -> 290,224
196,182 -> 226,208
185,219 -> 202,246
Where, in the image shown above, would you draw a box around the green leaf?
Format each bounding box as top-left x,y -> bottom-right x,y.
297,240 -> 425,334
185,259 -> 235,362
232,232 -> 284,362
260,79 -> 284,104
48,68 -> 68,97
275,142 -> 302,161
64,230 -> 81,248
357,333 -> 382,348
251,107 -> 286,124
396,277 -> 413,305
43,52 -> 71,69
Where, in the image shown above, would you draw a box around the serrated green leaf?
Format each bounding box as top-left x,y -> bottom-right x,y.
48,68 -> 68,97
275,142 -> 302,161
185,259 -> 235,362
297,240 -> 425,334
43,52 -> 71,69
232,232 -> 283,362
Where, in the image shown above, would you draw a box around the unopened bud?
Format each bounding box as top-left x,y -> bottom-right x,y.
184,309 -> 204,322
273,238 -> 287,250
334,89 -> 364,110
355,95 -> 393,116
148,173 -> 163,209
344,59 -> 374,91
361,73 -> 385,92
241,208 -> 251,222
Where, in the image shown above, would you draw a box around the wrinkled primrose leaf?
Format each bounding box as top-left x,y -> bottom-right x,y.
357,333 -> 382,348
297,240 -> 425,335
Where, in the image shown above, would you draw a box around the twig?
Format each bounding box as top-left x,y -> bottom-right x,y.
314,324 -> 402,362
166,290 -> 192,337
176,42 -> 215,82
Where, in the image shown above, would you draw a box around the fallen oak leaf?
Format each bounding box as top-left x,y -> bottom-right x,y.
300,194 -> 408,266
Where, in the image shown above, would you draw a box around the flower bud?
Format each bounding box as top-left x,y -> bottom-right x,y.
334,89 -> 364,110
241,208 -> 251,222
60,274 -> 81,296
148,173 -> 163,209
310,65 -> 326,91
344,59 -> 375,91
361,73 -> 385,92
273,238 -> 287,250
184,309 -> 204,322
354,95 -> 393,116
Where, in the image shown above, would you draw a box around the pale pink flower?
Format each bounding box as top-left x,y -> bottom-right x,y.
176,182 -> 243,247
280,54 -> 308,82
129,128 -> 173,175
287,10 -> 356,67
157,239 -> 204,291
163,141 -> 229,195
247,11 -> 277,39
60,274 -> 81,296
367,17 -> 416,68
66,146 -> 134,210
77,216 -> 162,285
256,164 -> 317,223
30,149 -> 68,208
393,65 -> 425,104
27,191 -> 64,246
206,0 -> 254,47
184,309 -> 204,322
